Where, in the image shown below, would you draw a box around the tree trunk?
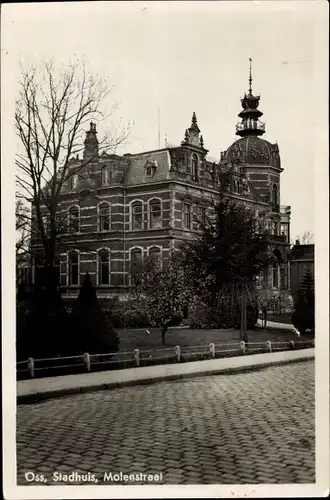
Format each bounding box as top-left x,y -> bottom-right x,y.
161,325 -> 168,346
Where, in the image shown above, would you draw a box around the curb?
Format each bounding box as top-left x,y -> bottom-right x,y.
17,353 -> 313,405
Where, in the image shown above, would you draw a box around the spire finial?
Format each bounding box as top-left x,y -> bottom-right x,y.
192,111 -> 197,125
249,58 -> 252,94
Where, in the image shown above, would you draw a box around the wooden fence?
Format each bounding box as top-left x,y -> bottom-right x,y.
16,338 -> 314,380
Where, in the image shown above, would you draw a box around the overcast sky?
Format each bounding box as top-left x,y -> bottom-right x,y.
2,1 -> 328,240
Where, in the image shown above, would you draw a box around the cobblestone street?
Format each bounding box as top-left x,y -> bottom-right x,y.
16,361 -> 315,485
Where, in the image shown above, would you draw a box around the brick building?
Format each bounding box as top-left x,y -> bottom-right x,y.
29,64 -> 291,299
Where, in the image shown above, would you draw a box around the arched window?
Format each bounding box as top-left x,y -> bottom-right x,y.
149,199 -> 162,229
68,251 -> 79,286
68,174 -> 77,192
130,247 -> 143,284
272,184 -> 278,206
98,249 -> 110,285
99,203 -> 110,231
131,201 -> 143,230
101,166 -> 112,186
149,246 -> 161,269
192,154 -> 198,180
68,206 -> 79,233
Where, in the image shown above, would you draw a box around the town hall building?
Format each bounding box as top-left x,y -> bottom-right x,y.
29,65 -> 291,299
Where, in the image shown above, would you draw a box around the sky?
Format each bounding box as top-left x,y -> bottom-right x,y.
1,0 -> 328,241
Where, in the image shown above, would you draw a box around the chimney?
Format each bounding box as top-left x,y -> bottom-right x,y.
84,122 -> 99,161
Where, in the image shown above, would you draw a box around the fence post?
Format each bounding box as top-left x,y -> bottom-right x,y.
209,343 -> 215,359
83,353 -> 91,372
290,340 -> 295,350
240,341 -> 246,355
266,341 -> 272,353
174,345 -> 181,362
134,349 -> 140,367
28,357 -> 35,378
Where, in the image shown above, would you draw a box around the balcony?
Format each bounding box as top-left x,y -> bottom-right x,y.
236,120 -> 265,134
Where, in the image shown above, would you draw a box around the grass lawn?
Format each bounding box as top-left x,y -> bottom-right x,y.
116,326 -> 311,352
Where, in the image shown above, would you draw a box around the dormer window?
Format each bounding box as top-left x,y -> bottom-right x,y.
68,174 -> 78,192
101,166 -> 112,186
145,160 -> 157,178
192,154 -> 198,180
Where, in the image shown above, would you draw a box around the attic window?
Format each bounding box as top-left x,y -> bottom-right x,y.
145,160 -> 157,178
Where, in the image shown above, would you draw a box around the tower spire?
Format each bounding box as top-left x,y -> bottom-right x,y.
235,60 -> 265,137
249,58 -> 252,94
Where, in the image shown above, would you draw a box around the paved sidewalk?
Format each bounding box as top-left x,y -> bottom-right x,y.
17,348 -> 314,404
257,318 -> 295,330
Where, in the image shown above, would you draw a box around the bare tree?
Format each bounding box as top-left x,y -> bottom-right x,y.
299,231 -> 314,245
16,199 -> 31,266
15,60 -> 130,287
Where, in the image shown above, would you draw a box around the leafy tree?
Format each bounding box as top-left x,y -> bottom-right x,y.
133,256 -> 190,346
69,273 -> 119,354
180,197 -> 275,339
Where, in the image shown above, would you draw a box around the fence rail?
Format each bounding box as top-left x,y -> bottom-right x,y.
16,339 -> 314,380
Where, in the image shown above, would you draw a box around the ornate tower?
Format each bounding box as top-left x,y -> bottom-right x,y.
84,122 -> 99,160
236,59 -> 266,138
181,112 -> 204,148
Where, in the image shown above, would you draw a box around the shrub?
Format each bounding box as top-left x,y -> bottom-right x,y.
69,273 -> 119,354
16,281 -> 70,359
123,308 -> 151,328
189,300 -> 219,329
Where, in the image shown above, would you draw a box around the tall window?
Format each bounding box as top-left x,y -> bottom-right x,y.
35,257 -> 46,286
68,174 -> 77,192
99,203 -> 110,231
183,203 -> 191,230
101,166 -> 112,186
281,223 -> 289,241
150,199 -> 162,229
272,221 -> 279,236
192,154 -> 198,180
198,206 -> 206,227
132,201 -> 143,230
131,248 -> 143,284
272,184 -> 278,206
56,213 -> 66,234
68,252 -> 79,286
272,264 -> 278,288
69,207 -> 79,233
98,250 -> 110,285
54,258 -> 60,286
149,246 -> 161,269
